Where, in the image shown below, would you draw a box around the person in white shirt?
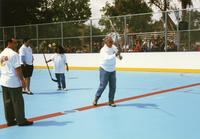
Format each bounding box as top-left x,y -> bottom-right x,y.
19,38 -> 34,95
0,38 -> 33,126
47,45 -> 69,91
93,36 -> 122,107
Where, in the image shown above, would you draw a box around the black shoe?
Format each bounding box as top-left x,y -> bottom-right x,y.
18,120 -> 33,126
23,91 -> 34,95
27,91 -> 34,95
93,98 -> 99,106
7,121 -> 17,126
109,103 -> 116,107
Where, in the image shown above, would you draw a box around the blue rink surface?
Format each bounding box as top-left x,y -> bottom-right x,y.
0,69 -> 200,139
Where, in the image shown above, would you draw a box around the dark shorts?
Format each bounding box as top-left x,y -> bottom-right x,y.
21,64 -> 34,78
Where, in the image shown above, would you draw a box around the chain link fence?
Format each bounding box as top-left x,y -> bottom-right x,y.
0,8 -> 200,53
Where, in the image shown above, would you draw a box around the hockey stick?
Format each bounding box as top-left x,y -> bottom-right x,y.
42,52 -> 57,82
109,20 -> 121,52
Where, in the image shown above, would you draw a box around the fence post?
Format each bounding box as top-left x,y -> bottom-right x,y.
2,27 -> 5,48
164,11 -> 168,52
36,24 -> 39,53
90,19 -> 93,53
177,9 -> 180,51
124,16 -> 127,52
188,9 -> 191,51
14,25 -> 16,39
61,22 -> 64,47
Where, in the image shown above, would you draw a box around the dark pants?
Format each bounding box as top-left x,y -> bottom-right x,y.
95,67 -> 116,103
21,64 -> 34,78
2,86 -> 26,124
55,73 -> 66,89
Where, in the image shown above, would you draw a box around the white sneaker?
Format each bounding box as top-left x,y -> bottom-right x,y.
63,88 -> 68,91
57,88 -> 61,91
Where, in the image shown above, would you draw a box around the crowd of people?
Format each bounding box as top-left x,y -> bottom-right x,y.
57,35 -> 178,53
1,35 -> 198,53
122,35 -> 177,52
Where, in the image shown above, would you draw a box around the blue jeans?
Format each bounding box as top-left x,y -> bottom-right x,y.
95,67 -> 116,103
55,73 -> 66,89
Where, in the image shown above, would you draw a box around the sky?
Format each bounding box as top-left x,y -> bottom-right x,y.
90,0 -> 200,19
90,0 -> 113,19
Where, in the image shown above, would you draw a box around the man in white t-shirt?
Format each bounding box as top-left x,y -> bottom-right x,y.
93,36 -> 122,107
19,38 -> 34,95
0,38 -> 33,126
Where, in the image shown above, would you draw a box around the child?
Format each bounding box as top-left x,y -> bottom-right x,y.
47,46 -> 69,91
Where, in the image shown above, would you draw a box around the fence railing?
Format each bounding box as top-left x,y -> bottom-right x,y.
0,8 -> 200,53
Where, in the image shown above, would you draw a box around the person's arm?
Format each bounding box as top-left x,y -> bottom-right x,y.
21,56 -> 27,66
12,54 -> 25,88
47,54 -> 55,63
63,55 -> 69,71
46,59 -> 52,63
19,47 -> 27,66
32,56 -> 34,63
15,67 -> 26,88
66,63 -> 69,71
113,46 -> 123,60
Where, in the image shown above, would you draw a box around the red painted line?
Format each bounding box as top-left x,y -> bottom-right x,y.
74,83 -> 200,111
28,112 -> 65,122
0,124 -> 7,129
0,112 -> 65,129
0,83 -> 200,130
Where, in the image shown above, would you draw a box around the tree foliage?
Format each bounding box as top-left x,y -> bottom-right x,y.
51,0 -> 91,22
1,0 -> 44,26
99,0 -> 153,34
148,0 -> 171,11
0,0 -> 91,26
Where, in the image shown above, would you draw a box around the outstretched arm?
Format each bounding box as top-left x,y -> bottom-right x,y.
46,59 -> 52,63
113,46 -> 123,60
66,63 -> 69,71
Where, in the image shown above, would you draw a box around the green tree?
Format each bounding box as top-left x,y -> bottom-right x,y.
36,0 -> 92,50
0,0 -> 91,26
148,0 -> 178,31
51,0 -> 91,22
180,10 -> 200,51
37,0 -> 91,23
99,0 -> 153,34
1,0 -> 44,26
178,0 -> 192,21
149,0 -> 171,11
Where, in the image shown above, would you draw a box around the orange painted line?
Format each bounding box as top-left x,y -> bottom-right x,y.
0,112 -> 65,130
74,102 -> 109,111
74,83 -> 200,111
28,112 -> 65,122
0,124 -> 7,129
114,83 -> 200,103
0,83 -> 200,130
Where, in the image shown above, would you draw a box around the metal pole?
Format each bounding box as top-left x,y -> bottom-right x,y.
164,11 -> 168,52
14,25 -> 16,38
36,24 -> 39,53
124,16 -> 127,52
90,19 -> 93,53
61,22 -> 64,47
188,9 -> 191,51
2,27 -> 5,48
177,10 -> 180,51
